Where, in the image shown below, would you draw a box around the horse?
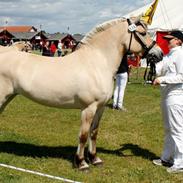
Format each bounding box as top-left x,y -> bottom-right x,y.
10,41 -> 32,52
0,17 -> 163,170
0,41 -> 32,53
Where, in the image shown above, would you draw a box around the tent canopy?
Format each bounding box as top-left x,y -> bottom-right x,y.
125,0 -> 183,31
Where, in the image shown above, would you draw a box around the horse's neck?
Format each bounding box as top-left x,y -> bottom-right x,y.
12,43 -> 23,51
82,24 -> 126,76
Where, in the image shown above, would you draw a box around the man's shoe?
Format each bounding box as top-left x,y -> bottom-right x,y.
112,105 -> 117,110
153,159 -> 173,167
167,166 -> 183,173
118,107 -> 127,112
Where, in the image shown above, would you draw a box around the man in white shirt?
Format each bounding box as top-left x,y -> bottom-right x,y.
153,30 -> 183,173
57,40 -> 63,57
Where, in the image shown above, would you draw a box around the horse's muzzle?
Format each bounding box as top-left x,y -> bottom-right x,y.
147,46 -> 163,63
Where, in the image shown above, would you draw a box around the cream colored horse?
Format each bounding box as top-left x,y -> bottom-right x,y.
0,17 -> 162,170
11,41 -> 32,52
0,41 -> 32,53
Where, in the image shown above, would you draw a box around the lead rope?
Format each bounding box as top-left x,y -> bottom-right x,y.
144,57 -> 157,84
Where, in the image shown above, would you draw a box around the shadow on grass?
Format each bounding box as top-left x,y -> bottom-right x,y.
98,143 -> 159,160
0,142 -> 158,162
0,141 -> 76,163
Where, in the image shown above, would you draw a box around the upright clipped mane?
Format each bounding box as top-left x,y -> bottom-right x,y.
81,17 -> 126,45
13,41 -> 25,45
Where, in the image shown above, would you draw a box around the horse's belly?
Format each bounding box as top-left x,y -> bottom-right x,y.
27,94 -> 81,109
19,87 -> 82,109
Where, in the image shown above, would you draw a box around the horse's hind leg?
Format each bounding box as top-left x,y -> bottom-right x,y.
0,94 -> 16,113
88,106 -> 105,166
0,79 -> 16,113
74,102 -> 97,170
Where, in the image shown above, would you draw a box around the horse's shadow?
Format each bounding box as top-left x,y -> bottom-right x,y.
98,143 -> 159,160
0,141 -> 75,163
0,141 -> 158,162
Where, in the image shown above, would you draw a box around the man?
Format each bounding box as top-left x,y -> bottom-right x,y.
57,40 -> 63,57
113,54 -> 128,111
42,41 -> 51,57
153,30 -> 183,173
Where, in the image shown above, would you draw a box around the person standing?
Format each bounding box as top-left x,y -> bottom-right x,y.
127,53 -> 140,83
50,41 -> 57,57
40,40 -> 43,52
42,41 -> 51,57
153,30 -> 183,173
113,54 -> 128,111
57,40 -> 63,57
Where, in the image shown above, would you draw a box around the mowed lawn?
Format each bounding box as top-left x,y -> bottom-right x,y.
0,70 -> 183,182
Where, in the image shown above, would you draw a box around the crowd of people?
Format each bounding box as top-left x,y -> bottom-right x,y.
41,40 -> 63,57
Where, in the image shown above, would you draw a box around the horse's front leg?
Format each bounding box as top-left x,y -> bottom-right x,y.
74,103 -> 97,170
88,106 -> 105,166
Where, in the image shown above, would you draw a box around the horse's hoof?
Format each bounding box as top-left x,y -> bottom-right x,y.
78,162 -> 90,171
92,157 -> 103,166
88,152 -> 103,166
74,155 -> 90,171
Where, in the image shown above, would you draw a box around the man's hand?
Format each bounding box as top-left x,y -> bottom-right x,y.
153,78 -> 161,85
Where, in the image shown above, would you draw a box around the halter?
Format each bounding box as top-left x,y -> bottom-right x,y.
127,18 -> 157,84
127,18 -> 156,58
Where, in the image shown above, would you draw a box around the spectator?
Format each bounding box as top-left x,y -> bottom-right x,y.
40,40 -> 43,52
113,54 -> 128,111
57,40 -> 63,57
42,41 -> 51,57
9,39 -> 14,46
127,53 -> 140,83
50,41 -> 57,57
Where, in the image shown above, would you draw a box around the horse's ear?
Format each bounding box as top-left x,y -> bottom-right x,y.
135,14 -> 148,33
130,14 -> 147,27
132,14 -> 143,24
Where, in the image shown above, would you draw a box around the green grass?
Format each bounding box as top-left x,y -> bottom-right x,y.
0,70 -> 183,182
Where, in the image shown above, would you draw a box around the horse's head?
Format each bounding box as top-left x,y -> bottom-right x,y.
12,41 -> 32,53
20,42 -> 32,53
124,17 -> 163,62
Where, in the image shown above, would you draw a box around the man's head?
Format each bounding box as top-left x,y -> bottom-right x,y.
163,30 -> 183,48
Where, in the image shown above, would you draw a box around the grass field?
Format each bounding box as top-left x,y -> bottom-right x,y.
0,69 -> 183,183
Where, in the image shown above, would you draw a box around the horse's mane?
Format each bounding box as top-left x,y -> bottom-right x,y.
12,41 -> 29,46
12,41 -> 23,45
10,41 -> 32,52
80,17 -> 126,46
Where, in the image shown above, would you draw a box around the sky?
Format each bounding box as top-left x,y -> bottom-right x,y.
0,0 -> 152,34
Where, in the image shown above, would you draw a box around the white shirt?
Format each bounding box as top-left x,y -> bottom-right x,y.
156,46 -> 183,97
57,42 -> 62,51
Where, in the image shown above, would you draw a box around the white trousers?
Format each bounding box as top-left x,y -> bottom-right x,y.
161,95 -> 183,168
113,72 -> 128,108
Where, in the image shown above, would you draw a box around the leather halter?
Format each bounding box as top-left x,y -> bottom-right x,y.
127,18 -> 156,58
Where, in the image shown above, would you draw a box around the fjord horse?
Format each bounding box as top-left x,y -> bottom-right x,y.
0,17 -> 162,170
0,41 -> 32,53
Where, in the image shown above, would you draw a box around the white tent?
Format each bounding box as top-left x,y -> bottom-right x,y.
125,0 -> 183,31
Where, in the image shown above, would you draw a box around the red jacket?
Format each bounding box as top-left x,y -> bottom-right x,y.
50,44 -> 57,53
